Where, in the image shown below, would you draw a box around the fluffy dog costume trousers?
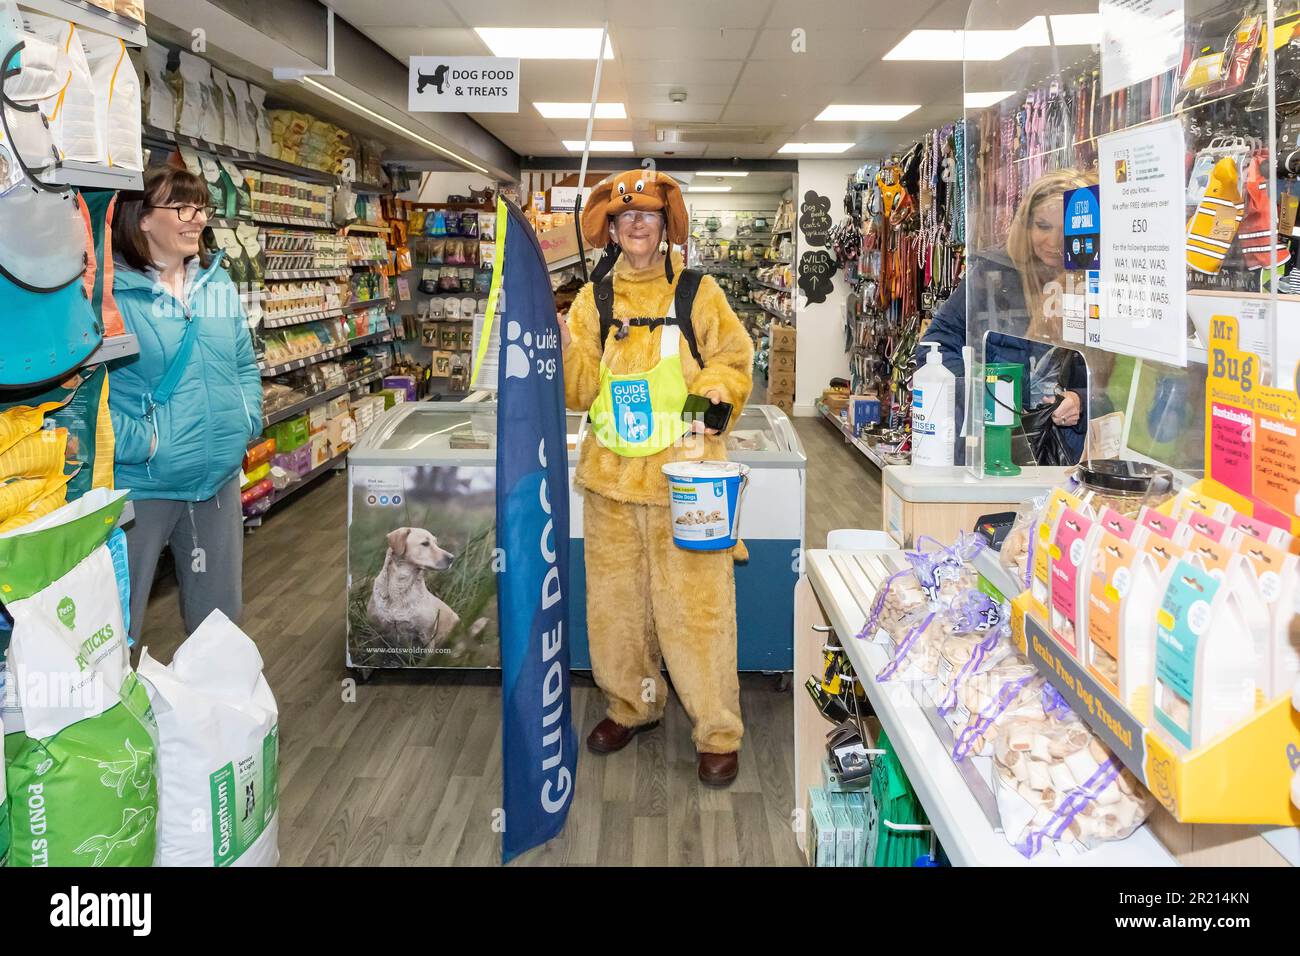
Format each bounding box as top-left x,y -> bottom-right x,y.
582,489 -> 743,752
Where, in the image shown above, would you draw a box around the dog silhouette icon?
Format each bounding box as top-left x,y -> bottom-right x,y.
417,64 -> 450,95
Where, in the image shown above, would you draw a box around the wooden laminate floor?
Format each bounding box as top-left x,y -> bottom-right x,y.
138,415 -> 882,866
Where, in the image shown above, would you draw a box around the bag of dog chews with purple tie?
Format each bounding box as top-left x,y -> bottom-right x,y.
138,609 -> 280,866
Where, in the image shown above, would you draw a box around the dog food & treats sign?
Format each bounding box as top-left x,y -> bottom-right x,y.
408,56 -> 520,113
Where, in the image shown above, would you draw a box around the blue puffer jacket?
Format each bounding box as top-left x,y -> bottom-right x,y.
108,252 -> 263,501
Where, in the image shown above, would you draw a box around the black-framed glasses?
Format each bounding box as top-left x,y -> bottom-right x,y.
148,203 -> 217,222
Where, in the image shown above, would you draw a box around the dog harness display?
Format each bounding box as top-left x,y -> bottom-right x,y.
589,304 -> 691,458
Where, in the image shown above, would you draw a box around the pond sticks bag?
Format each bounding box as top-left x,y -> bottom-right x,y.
138,609 -> 279,867
0,488 -> 158,866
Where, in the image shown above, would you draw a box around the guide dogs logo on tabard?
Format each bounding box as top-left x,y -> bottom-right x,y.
611,379 -> 653,444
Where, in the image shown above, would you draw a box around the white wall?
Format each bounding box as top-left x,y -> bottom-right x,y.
417,171 -> 496,202
685,192 -> 784,215
793,159 -> 859,416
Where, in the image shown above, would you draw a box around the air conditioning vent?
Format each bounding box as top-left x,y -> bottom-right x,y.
654,124 -> 774,145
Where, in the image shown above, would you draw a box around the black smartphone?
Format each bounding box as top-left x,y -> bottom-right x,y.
682,393 -> 734,432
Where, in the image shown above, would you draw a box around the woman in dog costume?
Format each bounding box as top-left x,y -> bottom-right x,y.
558,169 -> 754,786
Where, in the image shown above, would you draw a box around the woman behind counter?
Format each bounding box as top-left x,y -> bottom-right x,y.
922,168 -> 1097,463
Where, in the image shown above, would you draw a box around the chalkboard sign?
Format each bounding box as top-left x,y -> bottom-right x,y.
798,249 -> 836,304
798,190 -> 833,247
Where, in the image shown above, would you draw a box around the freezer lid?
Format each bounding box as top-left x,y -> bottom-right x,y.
350,400 -> 588,463
725,404 -> 806,464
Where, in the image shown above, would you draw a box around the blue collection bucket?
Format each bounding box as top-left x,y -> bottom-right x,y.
661,460 -> 750,551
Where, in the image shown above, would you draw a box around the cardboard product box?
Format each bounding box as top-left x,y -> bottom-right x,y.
326,395 -> 350,419
769,323 -> 796,352
771,395 -> 794,416
309,432 -> 330,469
382,375 -> 417,402
326,412 -> 355,450
307,403 -> 328,434
767,370 -> 796,395
379,388 -> 407,409
537,222 -> 580,264
850,394 -> 881,434
271,444 -> 311,478
264,415 -> 309,453
809,789 -> 837,867
770,350 -> 796,374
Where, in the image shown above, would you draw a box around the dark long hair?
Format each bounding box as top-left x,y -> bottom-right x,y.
113,164 -> 212,272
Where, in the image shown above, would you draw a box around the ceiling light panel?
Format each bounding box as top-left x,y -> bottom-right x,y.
535,102 -> 627,119
562,139 -> 634,152
815,104 -> 921,122
475,28 -> 614,59
778,142 -> 854,154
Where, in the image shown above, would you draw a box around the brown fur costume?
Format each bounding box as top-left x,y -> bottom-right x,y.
563,171 -> 754,753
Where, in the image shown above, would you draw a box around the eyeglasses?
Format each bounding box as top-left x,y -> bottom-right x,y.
148,203 -> 217,223
614,210 -> 663,226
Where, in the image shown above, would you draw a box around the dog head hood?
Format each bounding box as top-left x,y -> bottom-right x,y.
581,169 -> 688,283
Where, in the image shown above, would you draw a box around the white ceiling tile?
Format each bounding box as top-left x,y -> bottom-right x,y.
749,27 -> 896,61
619,59 -> 745,86
615,27 -> 757,61
764,0 -> 928,31
625,82 -> 735,105
443,0 -> 609,28
330,0 -> 458,28
606,0 -> 771,30
626,102 -> 725,123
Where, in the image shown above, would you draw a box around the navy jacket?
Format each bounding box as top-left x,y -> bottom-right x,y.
921,251 -> 1089,463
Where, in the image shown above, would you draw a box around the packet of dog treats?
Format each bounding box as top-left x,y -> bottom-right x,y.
1171,488 -> 1234,522
1139,505 -> 1179,541
1230,512 -> 1295,551
1031,489 -> 1085,618
1152,560 -> 1258,752
1235,538 -> 1300,698
1173,526 -> 1270,668
1049,507 -> 1094,657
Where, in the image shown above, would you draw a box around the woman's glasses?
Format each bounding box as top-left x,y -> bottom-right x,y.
148,203 -> 217,222
615,210 -> 663,226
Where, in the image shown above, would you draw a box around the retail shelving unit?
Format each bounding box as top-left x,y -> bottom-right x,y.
19,0 -> 146,44
816,400 -> 891,470
262,371 -> 385,428
802,548 -> 1178,867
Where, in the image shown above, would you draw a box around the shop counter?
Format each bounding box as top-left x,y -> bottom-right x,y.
798,548 -> 1178,867
882,465 -> 1070,548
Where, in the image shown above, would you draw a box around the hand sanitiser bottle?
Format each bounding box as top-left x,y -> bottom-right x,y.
911,342 -> 955,467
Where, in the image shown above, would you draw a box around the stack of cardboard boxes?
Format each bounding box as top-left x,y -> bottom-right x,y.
766,324 -> 795,416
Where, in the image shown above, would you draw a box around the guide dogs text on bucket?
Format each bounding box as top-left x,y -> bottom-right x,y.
50,887 -> 151,936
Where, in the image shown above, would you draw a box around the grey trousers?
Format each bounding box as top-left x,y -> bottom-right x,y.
124,478 -> 244,643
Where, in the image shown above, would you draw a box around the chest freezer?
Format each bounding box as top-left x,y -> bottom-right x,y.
346,401 -> 804,674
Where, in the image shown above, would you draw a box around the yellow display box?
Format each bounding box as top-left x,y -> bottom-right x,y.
1009,592 -> 1300,826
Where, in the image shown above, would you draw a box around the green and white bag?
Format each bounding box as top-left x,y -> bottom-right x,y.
0,488 -> 158,867
139,609 -> 279,867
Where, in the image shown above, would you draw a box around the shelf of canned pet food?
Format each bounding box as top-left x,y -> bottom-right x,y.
20,0 -> 147,45
262,370 -> 385,427
804,549 -> 1177,868
257,334 -> 393,377
263,268 -> 351,282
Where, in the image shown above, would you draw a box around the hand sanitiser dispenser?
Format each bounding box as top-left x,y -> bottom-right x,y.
911,342 -> 955,467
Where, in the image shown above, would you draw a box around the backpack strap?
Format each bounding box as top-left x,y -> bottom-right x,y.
593,268 -> 705,368
671,268 -> 704,368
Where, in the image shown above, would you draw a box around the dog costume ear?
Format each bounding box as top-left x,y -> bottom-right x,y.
387,528 -> 411,557
580,178 -> 616,248
650,170 -> 689,246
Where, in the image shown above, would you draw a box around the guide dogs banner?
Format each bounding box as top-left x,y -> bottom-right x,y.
485,198 -> 576,861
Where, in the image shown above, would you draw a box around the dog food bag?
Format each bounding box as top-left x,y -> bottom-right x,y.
1235,538 -> 1300,698
993,706 -> 1154,858
210,66 -> 239,147
1031,488 -> 1086,615
20,14 -> 103,163
41,364 -> 114,502
138,610 -> 279,867
1153,559 -> 1258,752
80,32 -> 142,171
0,398 -> 65,457
0,488 -> 159,866
174,50 -> 211,139
141,42 -> 177,130
224,75 -> 257,152
1049,507 -> 1094,657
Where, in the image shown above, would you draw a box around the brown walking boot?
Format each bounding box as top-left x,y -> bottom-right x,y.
586,717 -> 660,754
697,751 -> 739,787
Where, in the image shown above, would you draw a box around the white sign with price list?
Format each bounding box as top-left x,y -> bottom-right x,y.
1098,119 -> 1187,367
409,56 -> 520,113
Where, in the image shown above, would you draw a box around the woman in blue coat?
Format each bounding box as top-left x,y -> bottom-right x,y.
921,168 -> 1096,464
108,165 -> 262,641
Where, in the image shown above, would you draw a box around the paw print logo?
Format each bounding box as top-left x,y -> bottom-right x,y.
505,320 -> 532,380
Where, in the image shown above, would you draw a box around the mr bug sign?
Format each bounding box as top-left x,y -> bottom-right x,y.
409,56 -> 520,113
